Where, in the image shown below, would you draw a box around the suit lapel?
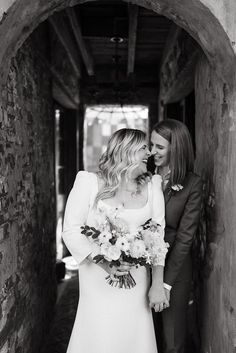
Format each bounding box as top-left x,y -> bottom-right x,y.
164,186 -> 172,205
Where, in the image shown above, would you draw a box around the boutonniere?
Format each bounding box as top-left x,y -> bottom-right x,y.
171,184 -> 183,192
167,184 -> 184,196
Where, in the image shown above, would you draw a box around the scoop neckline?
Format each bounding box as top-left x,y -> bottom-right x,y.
94,174 -> 150,211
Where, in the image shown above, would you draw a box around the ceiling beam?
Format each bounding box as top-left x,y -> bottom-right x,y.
127,4 -> 139,76
66,8 -> 95,76
36,50 -> 79,109
49,13 -> 81,78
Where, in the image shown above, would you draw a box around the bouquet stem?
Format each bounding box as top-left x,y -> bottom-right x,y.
105,272 -> 136,289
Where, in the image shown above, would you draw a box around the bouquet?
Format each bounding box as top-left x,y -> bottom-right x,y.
81,208 -> 169,289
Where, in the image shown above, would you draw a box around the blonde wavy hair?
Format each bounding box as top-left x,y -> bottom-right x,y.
94,128 -> 147,206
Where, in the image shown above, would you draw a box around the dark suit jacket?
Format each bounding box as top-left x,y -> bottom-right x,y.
163,172 -> 202,287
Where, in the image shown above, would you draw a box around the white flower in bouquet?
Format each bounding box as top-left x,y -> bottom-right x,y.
148,220 -> 162,232
130,239 -> 146,258
116,237 -> 130,254
106,245 -> 122,261
142,230 -> 155,248
125,231 -> 137,241
151,238 -> 169,265
100,242 -> 110,256
101,243 -> 121,261
98,231 -> 112,243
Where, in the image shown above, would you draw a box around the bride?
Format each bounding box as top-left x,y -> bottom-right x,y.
62,128 -> 169,353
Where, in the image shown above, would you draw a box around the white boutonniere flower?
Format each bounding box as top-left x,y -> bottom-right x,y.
171,184 -> 183,192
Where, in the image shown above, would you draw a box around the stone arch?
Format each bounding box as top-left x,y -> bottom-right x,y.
0,0 -> 235,100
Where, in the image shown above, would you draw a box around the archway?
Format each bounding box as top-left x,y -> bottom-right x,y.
0,0 -> 235,102
1,2 -> 236,353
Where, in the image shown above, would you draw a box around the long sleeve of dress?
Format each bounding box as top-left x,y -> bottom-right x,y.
62,171 -> 95,265
151,175 -> 167,266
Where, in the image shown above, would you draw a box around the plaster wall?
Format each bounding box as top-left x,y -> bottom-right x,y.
195,54 -> 236,353
0,0 -> 14,19
200,0 -> 236,47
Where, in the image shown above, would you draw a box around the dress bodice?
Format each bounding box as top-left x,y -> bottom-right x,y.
97,182 -> 152,233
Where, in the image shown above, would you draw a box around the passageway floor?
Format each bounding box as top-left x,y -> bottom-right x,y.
43,276 -> 79,353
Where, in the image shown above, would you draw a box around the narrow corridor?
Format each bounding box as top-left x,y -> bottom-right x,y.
1,1 -> 236,352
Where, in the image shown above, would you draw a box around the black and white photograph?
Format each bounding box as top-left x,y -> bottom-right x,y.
0,1 -> 235,353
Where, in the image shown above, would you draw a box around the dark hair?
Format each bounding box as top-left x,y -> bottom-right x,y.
152,119 -> 194,185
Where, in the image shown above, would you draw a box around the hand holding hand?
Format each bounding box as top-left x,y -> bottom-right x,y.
164,288 -> 170,302
148,283 -> 169,312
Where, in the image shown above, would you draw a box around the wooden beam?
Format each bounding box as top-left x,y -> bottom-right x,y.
49,13 -> 81,78
81,85 -> 158,105
37,50 -> 79,109
127,4 -> 139,76
66,8 -> 95,76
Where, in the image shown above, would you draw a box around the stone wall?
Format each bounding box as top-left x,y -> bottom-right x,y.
0,26 -> 57,353
195,54 -> 236,353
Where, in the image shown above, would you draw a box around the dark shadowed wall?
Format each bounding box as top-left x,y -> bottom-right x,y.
195,54 -> 236,353
0,26 -> 57,353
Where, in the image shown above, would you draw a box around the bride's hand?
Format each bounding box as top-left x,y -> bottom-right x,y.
118,261 -> 134,273
148,283 -> 169,312
99,262 -> 130,277
87,256 -> 132,277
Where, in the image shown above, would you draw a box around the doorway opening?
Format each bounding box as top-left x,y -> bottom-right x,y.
84,104 -> 149,171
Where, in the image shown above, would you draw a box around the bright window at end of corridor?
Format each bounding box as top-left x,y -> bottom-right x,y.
84,105 -> 149,172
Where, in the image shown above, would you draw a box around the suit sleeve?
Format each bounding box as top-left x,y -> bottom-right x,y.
62,171 -> 94,265
164,177 -> 202,286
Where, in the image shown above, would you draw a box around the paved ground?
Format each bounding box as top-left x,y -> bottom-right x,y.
43,276 -> 79,353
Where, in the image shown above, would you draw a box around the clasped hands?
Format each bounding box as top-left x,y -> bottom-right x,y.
148,283 -> 170,312
94,257 -> 170,311
108,262 -> 170,313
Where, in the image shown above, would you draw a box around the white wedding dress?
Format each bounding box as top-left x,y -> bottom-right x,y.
62,171 -> 165,353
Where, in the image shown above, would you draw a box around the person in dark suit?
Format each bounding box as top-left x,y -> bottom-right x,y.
149,119 -> 202,353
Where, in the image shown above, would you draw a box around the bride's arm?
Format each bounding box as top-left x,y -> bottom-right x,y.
149,265 -> 169,312
148,175 -> 169,311
62,171 -> 94,265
